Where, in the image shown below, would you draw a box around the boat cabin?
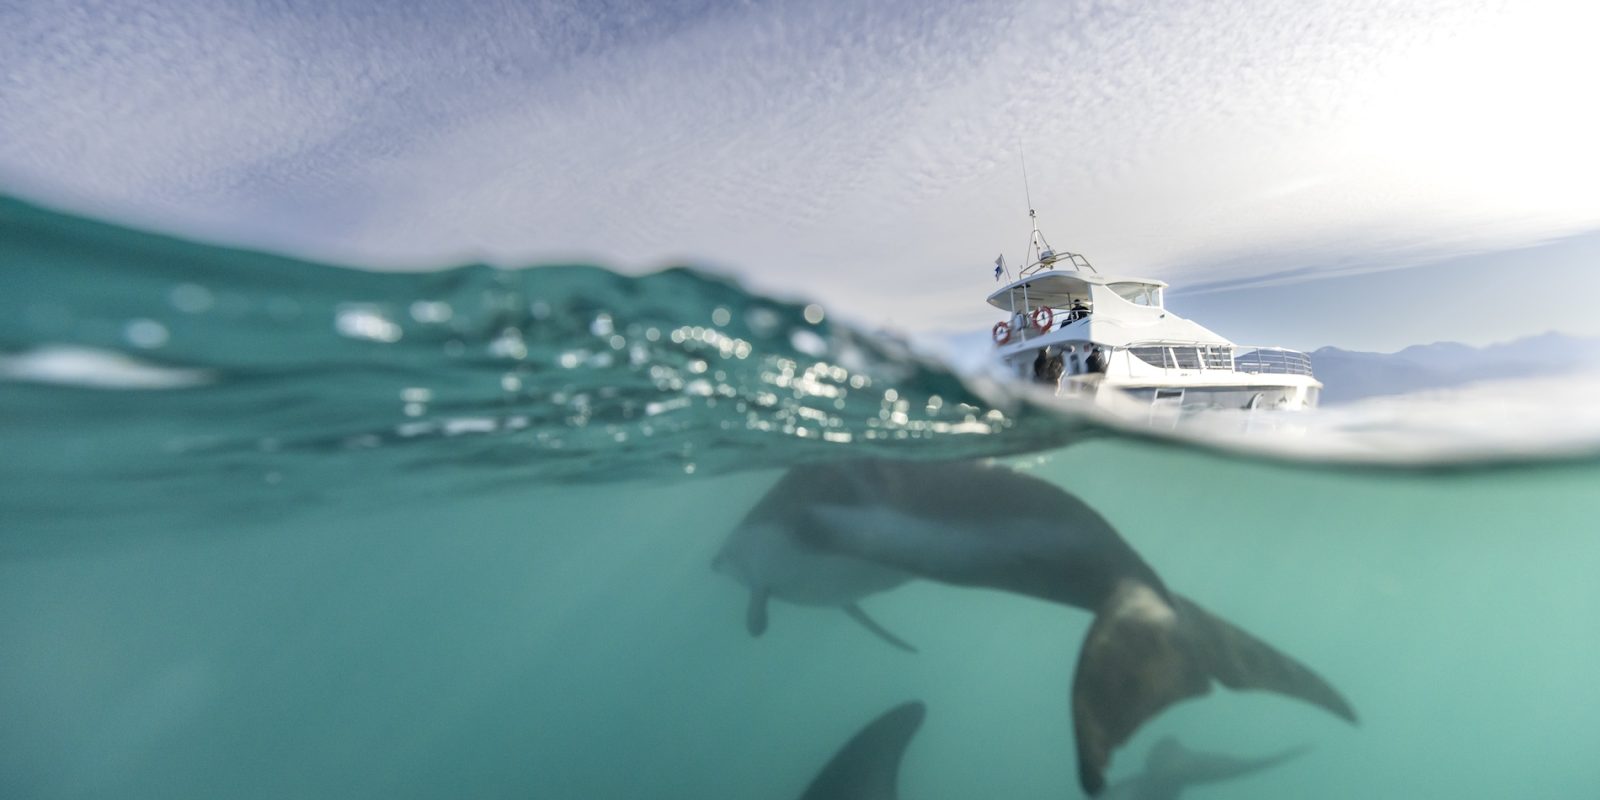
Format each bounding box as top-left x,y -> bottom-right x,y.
986,270 -> 1200,348
988,272 -> 1165,315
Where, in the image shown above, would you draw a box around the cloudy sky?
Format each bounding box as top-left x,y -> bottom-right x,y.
3,0 -> 1598,350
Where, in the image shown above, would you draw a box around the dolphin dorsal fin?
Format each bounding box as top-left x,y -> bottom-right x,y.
797,702 -> 926,800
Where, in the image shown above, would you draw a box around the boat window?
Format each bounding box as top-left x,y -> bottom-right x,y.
1108,282 -> 1163,307
1129,345 -> 1230,370
1128,346 -> 1171,368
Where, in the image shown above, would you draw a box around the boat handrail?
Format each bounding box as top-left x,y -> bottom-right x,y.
1112,338 -> 1307,352
1018,251 -> 1096,277
1230,346 -> 1315,376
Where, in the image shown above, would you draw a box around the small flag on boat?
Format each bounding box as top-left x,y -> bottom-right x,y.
993,255 -> 1005,281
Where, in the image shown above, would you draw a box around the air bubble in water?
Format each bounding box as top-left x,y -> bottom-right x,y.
124,319 -> 169,349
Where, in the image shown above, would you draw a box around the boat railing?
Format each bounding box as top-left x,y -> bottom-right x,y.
1019,250 -> 1096,277
1232,346 -> 1315,376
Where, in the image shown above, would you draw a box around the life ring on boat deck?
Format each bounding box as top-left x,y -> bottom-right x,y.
992,321 -> 1012,345
1031,306 -> 1054,332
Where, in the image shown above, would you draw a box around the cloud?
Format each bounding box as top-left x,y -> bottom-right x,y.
3,0 -> 1598,330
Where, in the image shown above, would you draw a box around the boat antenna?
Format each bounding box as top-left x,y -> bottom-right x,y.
1019,147 -> 1053,267
1021,147 -> 1035,219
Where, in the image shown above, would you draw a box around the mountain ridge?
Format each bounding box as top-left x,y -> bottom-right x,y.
1310,331 -> 1600,404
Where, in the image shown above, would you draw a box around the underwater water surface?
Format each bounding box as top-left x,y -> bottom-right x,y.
2,197 -> 1598,799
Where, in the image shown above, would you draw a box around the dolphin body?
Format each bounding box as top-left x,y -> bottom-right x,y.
714,466 -> 919,652
790,700 -> 1306,800
761,458 -> 1357,796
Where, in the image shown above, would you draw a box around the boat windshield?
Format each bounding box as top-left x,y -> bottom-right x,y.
1108,282 -> 1163,307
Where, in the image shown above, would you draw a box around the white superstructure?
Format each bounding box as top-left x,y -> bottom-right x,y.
987,216 -> 1321,412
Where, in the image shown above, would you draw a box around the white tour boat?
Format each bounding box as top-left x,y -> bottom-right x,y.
988,213 -> 1321,412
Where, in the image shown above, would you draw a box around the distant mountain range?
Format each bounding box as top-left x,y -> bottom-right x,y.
1311,332 -> 1600,404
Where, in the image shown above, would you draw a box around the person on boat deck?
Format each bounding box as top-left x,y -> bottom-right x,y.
1044,351 -> 1066,385
1062,297 -> 1091,327
1032,347 -> 1065,385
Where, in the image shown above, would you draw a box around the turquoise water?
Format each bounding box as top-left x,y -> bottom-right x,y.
3,197 -> 1598,798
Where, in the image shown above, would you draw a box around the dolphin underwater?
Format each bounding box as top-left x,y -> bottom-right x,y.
714,466 -> 919,652
794,701 -> 926,800
789,699 -> 1304,800
1099,737 -> 1310,799
774,458 -> 1357,795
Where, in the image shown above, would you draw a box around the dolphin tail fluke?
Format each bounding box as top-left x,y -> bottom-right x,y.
1072,582 -> 1211,796
1145,735 -> 1312,787
1071,583 -> 1355,796
843,603 -> 919,654
1171,593 -> 1358,724
799,701 -> 926,800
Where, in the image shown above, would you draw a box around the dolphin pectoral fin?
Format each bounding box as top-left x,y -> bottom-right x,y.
1171,593 -> 1359,725
746,587 -> 770,637
843,603 -> 919,654
1146,736 -> 1312,787
1072,585 -> 1356,796
1072,582 -> 1212,796
798,701 -> 926,800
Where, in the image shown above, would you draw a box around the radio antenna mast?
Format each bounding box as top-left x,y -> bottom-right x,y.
1019,147 -> 1054,268
1021,147 -> 1035,217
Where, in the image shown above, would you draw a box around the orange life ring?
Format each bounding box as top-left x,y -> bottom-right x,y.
1031,306 -> 1054,332
992,321 -> 1011,345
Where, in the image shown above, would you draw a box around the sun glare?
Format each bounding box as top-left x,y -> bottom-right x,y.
1345,3 -> 1600,225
